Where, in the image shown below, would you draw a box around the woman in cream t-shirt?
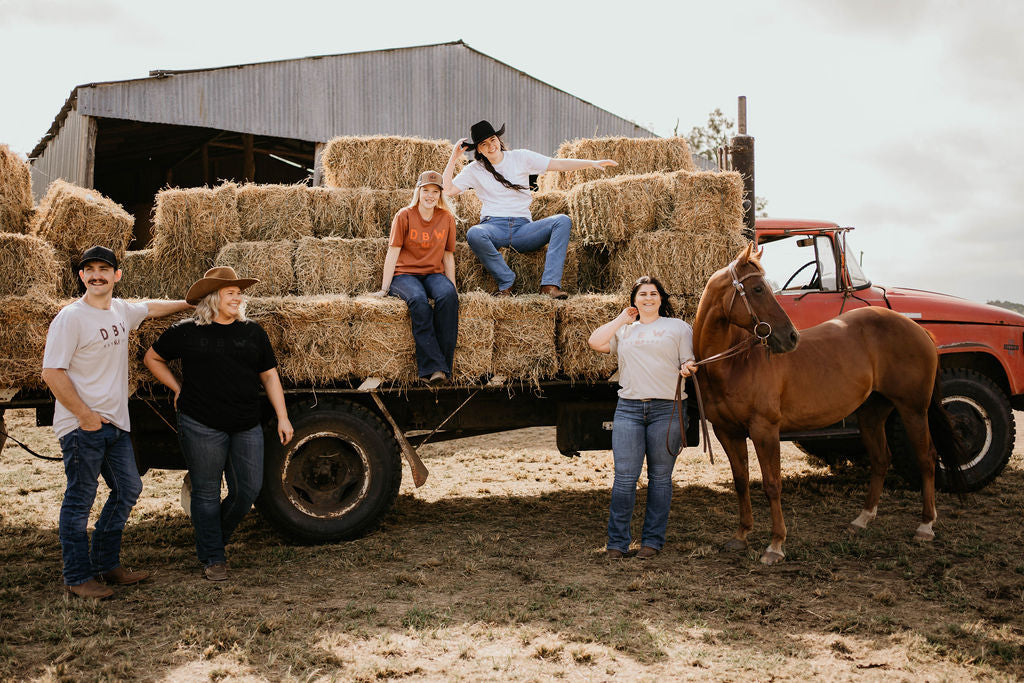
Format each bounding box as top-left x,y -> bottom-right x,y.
589,276 -> 698,559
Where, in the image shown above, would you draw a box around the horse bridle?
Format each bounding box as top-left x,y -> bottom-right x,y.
670,259 -> 775,464
727,260 -> 773,346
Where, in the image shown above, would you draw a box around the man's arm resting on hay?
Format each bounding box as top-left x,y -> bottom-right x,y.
144,300 -> 192,319
41,368 -> 106,431
546,158 -> 618,173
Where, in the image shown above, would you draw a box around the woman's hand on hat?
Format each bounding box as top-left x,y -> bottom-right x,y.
454,138 -> 469,153
278,417 -> 294,445
594,159 -> 618,170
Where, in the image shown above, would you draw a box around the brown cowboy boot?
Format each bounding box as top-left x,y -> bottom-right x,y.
101,566 -> 151,585
540,285 -> 568,300
66,579 -> 114,599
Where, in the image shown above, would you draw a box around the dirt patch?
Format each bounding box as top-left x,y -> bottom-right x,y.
1,409 -> 1022,681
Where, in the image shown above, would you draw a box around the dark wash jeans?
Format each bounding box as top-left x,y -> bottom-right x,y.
58,423 -> 143,586
177,412 -> 263,567
388,273 -> 459,378
607,398 -> 685,553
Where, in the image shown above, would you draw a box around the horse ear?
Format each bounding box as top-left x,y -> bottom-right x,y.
756,246 -> 764,260
738,242 -> 755,263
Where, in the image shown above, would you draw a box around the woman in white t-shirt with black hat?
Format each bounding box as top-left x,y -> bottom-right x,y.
442,120 -> 616,299
589,275 -> 698,559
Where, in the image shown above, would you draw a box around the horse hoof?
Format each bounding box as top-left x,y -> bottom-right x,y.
848,523 -> 864,535
760,550 -> 785,565
914,529 -> 935,542
724,539 -> 747,552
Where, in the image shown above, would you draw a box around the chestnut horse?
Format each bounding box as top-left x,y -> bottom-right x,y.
693,244 -> 965,564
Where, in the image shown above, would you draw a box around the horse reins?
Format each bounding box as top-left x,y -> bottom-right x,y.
669,260 -> 774,464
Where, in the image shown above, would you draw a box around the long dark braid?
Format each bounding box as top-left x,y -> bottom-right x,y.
475,139 -> 530,192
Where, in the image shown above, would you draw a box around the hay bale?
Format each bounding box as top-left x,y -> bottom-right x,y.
454,241 -> 494,293
540,136 -> 696,191
236,184 -> 313,241
453,292 -> 494,383
117,249 -> 160,299
453,242 -> 579,295
0,144 -> 33,234
128,309 -> 192,392
0,296 -> 61,390
247,296 -> 357,385
556,294 -> 623,380
322,136 -> 462,190
666,170 -> 745,234
0,233 -> 59,297
577,243 -> 612,293
608,228 -> 746,300
293,237 -> 388,296
351,296 -> 417,384
308,187 -> 413,239
31,180 -> 135,297
492,295 -> 558,384
215,240 -> 296,297
150,183 -> 241,299
567,172 -> 674,245
530,190 -> 569,219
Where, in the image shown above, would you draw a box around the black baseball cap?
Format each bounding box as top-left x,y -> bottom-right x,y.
78,245 -> 119,270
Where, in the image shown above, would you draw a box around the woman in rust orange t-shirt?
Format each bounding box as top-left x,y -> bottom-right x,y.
374,170 -> 459,384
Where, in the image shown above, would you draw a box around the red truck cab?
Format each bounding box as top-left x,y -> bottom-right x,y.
755,218 -> 1023,490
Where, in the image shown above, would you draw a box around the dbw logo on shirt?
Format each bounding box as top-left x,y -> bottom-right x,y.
625,328 -> 667,347
408,228 -> 447,245
99,321 -> 128,348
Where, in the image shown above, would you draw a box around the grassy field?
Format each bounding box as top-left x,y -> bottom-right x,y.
1,408 -> 1022,682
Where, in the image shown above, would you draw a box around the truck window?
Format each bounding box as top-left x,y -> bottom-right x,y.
842,235 -> 870,288
759,234 -> 839,293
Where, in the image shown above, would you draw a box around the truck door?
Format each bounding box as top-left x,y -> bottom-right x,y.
759,233 -> 880,329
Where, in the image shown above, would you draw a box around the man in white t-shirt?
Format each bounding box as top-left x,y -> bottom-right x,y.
42,245 -> 191,599
442,120 -> 616,299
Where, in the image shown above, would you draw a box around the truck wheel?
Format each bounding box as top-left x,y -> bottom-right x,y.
794,438 -> 866,468
888,368 -> 1015,492
257,400 -> 402,543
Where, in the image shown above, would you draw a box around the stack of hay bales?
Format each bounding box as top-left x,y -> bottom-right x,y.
0,145 -> 34,234
3,131 -> 745,394
31,180 -> 135,297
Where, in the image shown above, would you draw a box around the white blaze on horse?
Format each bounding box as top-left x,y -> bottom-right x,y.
692,244 -> 966,565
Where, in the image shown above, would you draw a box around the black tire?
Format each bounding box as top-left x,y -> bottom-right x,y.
256,399 -> 402,543
794,437 -> 866,468
888,368 -> 1015,492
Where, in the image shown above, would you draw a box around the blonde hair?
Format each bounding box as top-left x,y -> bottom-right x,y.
194,288 -> 248,326
408,182 -> 457,218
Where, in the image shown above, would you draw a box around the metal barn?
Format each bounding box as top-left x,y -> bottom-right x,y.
28,41 -> 656,244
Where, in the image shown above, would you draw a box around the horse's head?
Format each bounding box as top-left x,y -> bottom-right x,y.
702,243 -> 800,354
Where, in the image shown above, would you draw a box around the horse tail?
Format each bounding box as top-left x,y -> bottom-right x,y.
928,371 -> 968,502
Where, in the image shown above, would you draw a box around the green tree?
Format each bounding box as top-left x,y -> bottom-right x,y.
987,300 -> 1024,314
680,108 -> 768,216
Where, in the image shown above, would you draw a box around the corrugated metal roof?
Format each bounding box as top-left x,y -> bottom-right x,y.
30,41 -> 655,160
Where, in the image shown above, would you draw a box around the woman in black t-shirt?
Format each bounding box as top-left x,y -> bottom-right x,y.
144,266 -> 293,582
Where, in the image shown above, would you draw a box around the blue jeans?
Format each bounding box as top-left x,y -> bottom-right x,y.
607,398 -> 685,552
177,412 -> 264,567
389,273 -> 459,378
465,214 -> 572,290
58,423 -> 143,586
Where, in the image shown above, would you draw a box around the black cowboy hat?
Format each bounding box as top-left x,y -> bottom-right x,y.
463,120 -> 506,150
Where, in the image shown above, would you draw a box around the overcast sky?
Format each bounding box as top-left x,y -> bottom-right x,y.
1,0 -> 1020,304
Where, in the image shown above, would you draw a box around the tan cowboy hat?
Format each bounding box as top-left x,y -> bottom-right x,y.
185,266 -> 258,305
